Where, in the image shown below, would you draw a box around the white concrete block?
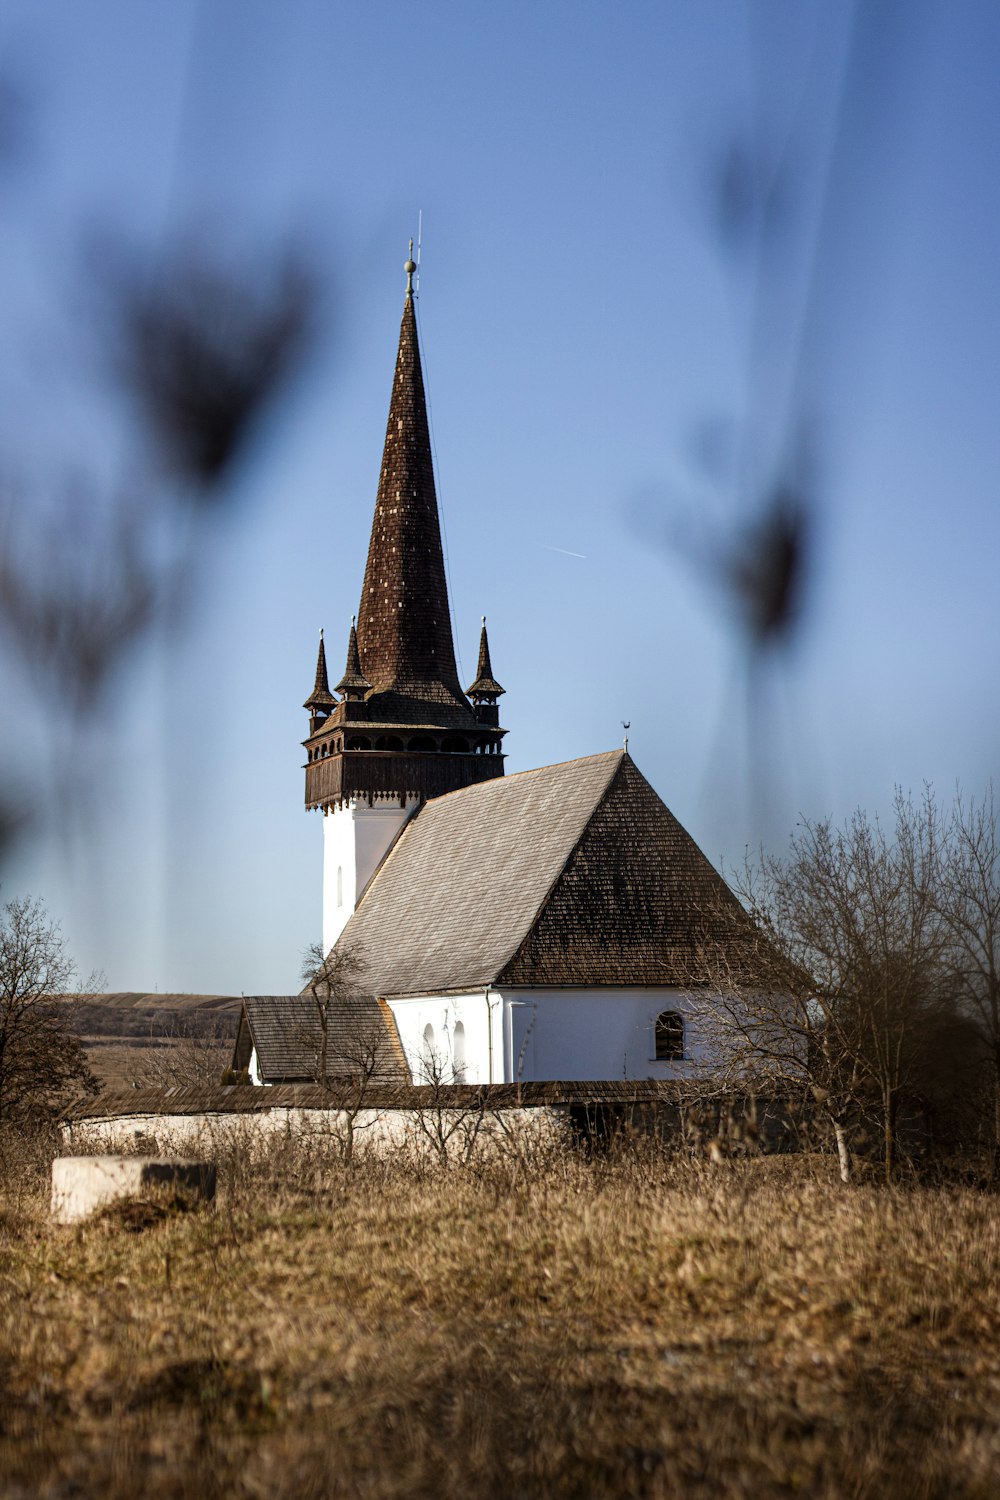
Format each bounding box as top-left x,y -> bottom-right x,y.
51,1156 -> 216,1224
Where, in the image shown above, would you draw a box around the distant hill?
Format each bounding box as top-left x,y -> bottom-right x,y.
55,993 -> 243,1088
67,993 -> 243,1039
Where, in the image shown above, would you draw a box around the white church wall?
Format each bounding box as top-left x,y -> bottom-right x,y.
496,988 -> 717,1083
388,987 -> 719,1084
387,992 -> 504,1085
322,799 -> 418,952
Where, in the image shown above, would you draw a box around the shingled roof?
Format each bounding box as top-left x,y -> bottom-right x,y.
334,750 -> 746,997
235,994 -> 406,1084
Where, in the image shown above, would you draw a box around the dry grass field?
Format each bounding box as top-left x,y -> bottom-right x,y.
68,993 -> 240,1089
2,1132 -> 1000,1499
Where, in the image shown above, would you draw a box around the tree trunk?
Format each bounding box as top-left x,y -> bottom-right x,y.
833,1118 -> 852,1184
991,1067 -> 1000,1184
311,988 -> 329,1086
883,1088 -> 897,1183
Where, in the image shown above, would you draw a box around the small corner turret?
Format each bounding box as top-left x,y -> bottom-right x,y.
466,617 -> 505,730
304,629 -> 336,734
334,616 -> 372,720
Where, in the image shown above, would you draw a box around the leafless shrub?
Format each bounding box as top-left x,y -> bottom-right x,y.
0,473 -> 157,713
694,789 -> 974,1183
298,941 -> 403,1160
128,1015 -> 235,1090
941,784 -> 1000,1177
112,242 -> 317,487
0,894 -> 98,1126
0,234 -> 320,869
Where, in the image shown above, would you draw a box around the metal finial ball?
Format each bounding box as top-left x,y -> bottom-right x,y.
405,259 -> 416,275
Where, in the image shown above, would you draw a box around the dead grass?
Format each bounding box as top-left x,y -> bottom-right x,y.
2,1135 -> 1000,1498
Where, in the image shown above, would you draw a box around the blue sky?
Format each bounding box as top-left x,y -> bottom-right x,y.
2,1 -> 999,993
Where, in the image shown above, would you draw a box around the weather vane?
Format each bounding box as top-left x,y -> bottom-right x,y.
622,720 -> 630,752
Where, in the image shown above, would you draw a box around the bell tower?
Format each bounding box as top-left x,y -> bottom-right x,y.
303,251 -> 507,953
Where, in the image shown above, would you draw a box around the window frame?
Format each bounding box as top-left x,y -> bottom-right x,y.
653,1009 -> 685,1062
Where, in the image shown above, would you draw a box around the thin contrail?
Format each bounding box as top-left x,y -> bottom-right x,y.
542,544 -> 587,559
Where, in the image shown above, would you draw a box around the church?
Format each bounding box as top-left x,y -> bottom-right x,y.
233,252 -> 744,1088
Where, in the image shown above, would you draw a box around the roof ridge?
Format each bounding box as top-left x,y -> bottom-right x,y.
426,748 -> 623,806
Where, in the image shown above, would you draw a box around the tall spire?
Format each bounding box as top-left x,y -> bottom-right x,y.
355,252 -> 467,714
303,250 -> 507,819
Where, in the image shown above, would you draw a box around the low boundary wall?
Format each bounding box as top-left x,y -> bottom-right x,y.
60,1081 -> 797,1158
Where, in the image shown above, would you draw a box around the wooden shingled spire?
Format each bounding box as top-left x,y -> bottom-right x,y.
302,251 -> 507,812
354,261 -> 467,714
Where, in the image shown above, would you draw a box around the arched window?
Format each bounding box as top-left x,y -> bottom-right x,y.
655,1011 -> 685,1061
421,1022 -> 437,1081
453,1021 -> 466,1084
409,735 -> 435,752
441,736 -> 468,754
336,865 -> 343,908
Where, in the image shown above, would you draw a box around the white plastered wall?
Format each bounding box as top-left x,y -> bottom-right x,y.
322,798 -> 418,953
387,987 -> 720,1084
387,993 -> 505,1085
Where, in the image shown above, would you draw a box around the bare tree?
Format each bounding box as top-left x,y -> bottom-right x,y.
942,785 -> 1000,1176
408,1038 -> 488,1168
300,941 -> 365,1086
698,861 -> 867,1182
300,941 -> 395,1162
701,790 -> 953,1182
130,1015 -> 236,1089
0,895 -> 97,1123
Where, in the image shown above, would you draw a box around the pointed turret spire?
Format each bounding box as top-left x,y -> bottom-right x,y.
304,628 -> 336,734
466,616 -> 505,699
466,615 -> 504,729
304,628 -> 336,712
335,616 -> 372,699
354,250 -> 467,715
